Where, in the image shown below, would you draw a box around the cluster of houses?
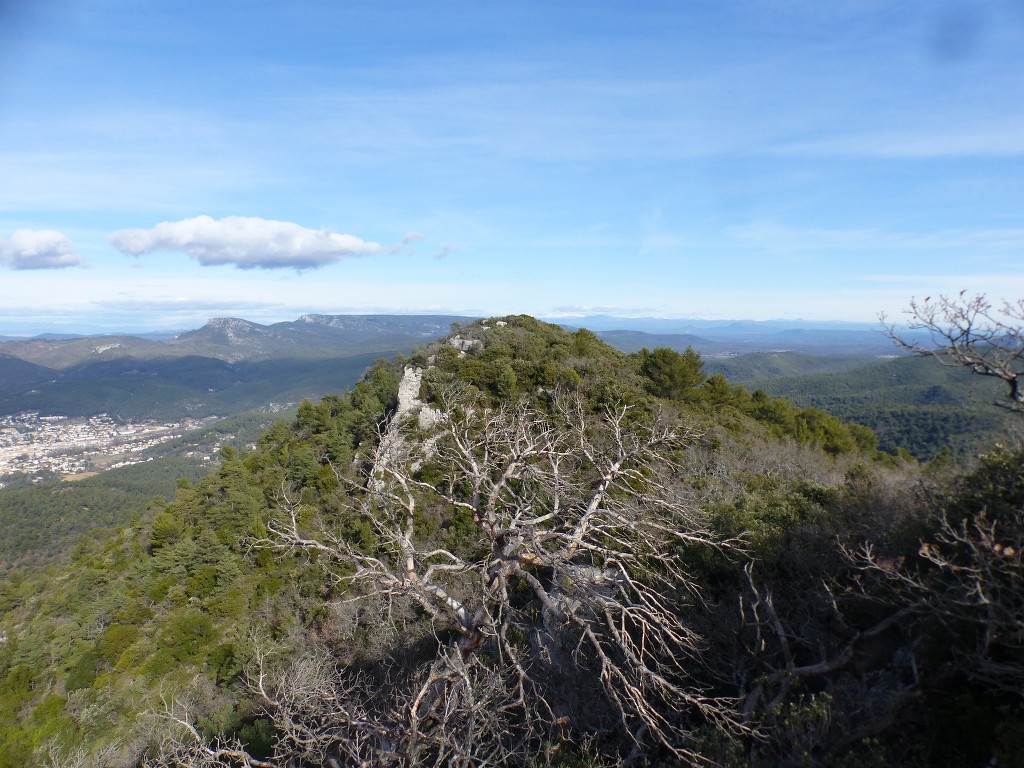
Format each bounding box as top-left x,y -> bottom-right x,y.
0,412 -> 212,486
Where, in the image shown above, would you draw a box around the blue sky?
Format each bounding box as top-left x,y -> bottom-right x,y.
1,0 -> 1022,334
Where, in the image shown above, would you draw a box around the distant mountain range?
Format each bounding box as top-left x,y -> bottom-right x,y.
550,314 -> 881,333
3,314 -> 927,355
593,328 -> 906,357
0,313 -> 956,450
0,314 -> 471,420
1,314 -> 471,367
550,315 -> 926,357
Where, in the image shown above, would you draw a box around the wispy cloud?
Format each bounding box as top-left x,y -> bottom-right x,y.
109,215 -> 417,270
730,220 -> 1024,254
91,297 -> 283,313
777,120 -> 1024,159
0,229 -> 83,270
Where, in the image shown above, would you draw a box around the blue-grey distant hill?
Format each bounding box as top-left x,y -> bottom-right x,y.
594,328 -> 904,357
550,315 -> 880,334
0,314 -> 471,420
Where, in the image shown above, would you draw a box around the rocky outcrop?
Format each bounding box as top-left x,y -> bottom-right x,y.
448,336 -> 482,354
395,366 -> 443,430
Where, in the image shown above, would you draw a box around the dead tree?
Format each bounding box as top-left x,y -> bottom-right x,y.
243,386 -> 747,765
882,292 -> 1024,411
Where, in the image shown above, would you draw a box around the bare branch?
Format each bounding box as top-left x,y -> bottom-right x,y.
848,508 -> 1024,696
181,385 -> 749,765
883,293 -> 1024,411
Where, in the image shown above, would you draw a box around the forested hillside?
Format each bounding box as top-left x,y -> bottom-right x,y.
0,317 -> 1020,767
0,352 -> 386,422
702,351 -> 878,381
742,354 -> 1015,459
600,339 -> 1016,462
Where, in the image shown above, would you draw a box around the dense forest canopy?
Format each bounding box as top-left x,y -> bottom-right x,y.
0,314 -> 1021,767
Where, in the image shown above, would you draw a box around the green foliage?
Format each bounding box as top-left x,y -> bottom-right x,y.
65,649 -> 103,692
0,458 -> 205,567
687,373 -> 880,457
149,510 -> 184,551
946,444 -> 1024,523
742,354 -> 1014,459
2,314 -> 1010,766
161,608 -> 216,664
425,317 -> 648,411
98,624 -> 141,665
635,345 -> 705,399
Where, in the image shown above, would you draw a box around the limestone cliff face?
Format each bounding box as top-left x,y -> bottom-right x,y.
395,366 -> 424,419
373,365 -> 443,481
394,366 -> 442,430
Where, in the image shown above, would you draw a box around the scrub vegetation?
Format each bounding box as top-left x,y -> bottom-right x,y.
0,311 -> 1021,767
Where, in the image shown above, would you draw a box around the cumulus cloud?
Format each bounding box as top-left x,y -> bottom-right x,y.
0,229 -> 83,270
109,215 -> 414,270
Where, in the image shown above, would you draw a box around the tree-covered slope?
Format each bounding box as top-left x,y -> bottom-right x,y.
703,350 -> 885,380
0,317 -> 1020,767
744,354 -> 1014,459
0,351 -> 392,421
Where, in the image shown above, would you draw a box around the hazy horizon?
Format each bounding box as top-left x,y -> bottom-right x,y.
0,310 -> 893,340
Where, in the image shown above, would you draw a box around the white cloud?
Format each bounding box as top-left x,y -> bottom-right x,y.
0,229 -> 83,270
109,215 -> 414,270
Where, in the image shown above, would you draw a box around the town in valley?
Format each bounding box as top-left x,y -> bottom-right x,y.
0,412 -> 218,486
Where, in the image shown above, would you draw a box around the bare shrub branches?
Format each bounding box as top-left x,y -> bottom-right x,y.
244,388 -> 747,764
883,293 -> 1024,410
849,508 -> 1024,695
143,687 -> 276,768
